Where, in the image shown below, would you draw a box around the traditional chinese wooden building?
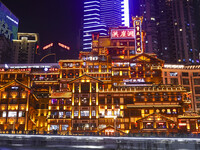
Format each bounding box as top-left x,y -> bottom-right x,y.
0,17 -> 199,135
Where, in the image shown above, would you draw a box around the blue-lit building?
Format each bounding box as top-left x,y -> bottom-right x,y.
83,0 -> 107,51
0,2 -> 19,41
0,2 -> 19,64
100,0 -> 130,28
83,0 -> 130,51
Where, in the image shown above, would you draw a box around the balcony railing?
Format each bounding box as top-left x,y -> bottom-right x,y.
99,86 -> 185,93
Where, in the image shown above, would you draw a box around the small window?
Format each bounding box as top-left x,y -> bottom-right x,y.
92,110 -> 96,116
59,112 -> 64,118
196,97 -> 200,101
41,104 -> 45,109
129,42 -> 135,46
2,111 -> 6,117
114,98 -> 120,104
51,99 -> 57,105
129,50 -> 135,55
81,111 -> 89,117
62,125 -> 69,131
195,87 -> 200,94
193,72 -> 199,77
171,78 -> 178,85
66,111 -> 71,117
99,98 -> 105,104
194,79 -> 200,85
183,79 -> 189,85
170,72 -> 178,76
50,125 -> 59,130
165,78 -> 168,84
197,103 -> 200,108
182,72 -> 188,77
74,111 -> 79,117
107,98 -> 112,104
8,111 -> 17,117
184,87 -> 190,92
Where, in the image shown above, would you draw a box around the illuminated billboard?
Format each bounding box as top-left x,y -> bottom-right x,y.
111,29 -> 135,39
0,2 -> 19,40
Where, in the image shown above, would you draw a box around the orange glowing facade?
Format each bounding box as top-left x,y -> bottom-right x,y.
0,17 -> 199,135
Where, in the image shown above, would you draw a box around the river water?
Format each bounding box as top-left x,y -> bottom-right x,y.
0,135 -> 199,150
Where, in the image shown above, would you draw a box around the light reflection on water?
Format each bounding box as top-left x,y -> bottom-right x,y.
0,135 -> 200,150
0,146 -> 106,150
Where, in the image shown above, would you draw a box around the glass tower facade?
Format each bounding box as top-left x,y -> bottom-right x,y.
83,0 -> 130,51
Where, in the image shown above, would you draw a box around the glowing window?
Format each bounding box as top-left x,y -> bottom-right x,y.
8,111 -> 17,117
2,111 -> 6,117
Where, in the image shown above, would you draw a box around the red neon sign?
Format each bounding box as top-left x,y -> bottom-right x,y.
111,29 -> 135,39
43,43 -> 53,50
58,43 -> 70,50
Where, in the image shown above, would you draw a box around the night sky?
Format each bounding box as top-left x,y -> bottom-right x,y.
1,0 -> 139,60
1,0 -> 83,59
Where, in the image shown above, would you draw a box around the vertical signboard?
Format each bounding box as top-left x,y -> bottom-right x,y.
133,17 -> 143,54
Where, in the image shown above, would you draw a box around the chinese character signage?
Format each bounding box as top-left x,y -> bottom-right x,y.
134,18 -> 143,54
111,29 -> 135,39
123,78 -> 145,83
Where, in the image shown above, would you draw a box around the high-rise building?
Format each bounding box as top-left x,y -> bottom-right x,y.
0,2 -> 19,41
83,0 -> 107,51
0,35 -> 13,64
100,0 -> 130,28
13,33 -> 39,64
171,0 -> 200,64
139,0 -> 159,54
0,2 -> 19,64
137,0 -> 200,65
83,0 -> 130,51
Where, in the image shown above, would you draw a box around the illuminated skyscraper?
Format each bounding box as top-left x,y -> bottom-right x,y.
100,0 -> 130,28
83,0 -> 130,51
83,0 -> 107,51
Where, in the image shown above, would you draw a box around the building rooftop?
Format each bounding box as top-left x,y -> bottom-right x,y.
0,63 -> 59,69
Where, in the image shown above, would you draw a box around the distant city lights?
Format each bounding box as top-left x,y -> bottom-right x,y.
43,43 -> 70,50
43,43 -> 53,50
58,43 -> 70,50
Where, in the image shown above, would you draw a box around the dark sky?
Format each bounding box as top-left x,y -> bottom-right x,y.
1,0 -> 83,59
1,0 -> 139,60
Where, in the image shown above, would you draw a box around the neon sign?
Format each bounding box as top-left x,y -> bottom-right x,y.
111,29 -> 135,39
134,17 -> 143,54
123,78 -> 145,83
58,43 -> 70,50
43,43 -> 53,50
